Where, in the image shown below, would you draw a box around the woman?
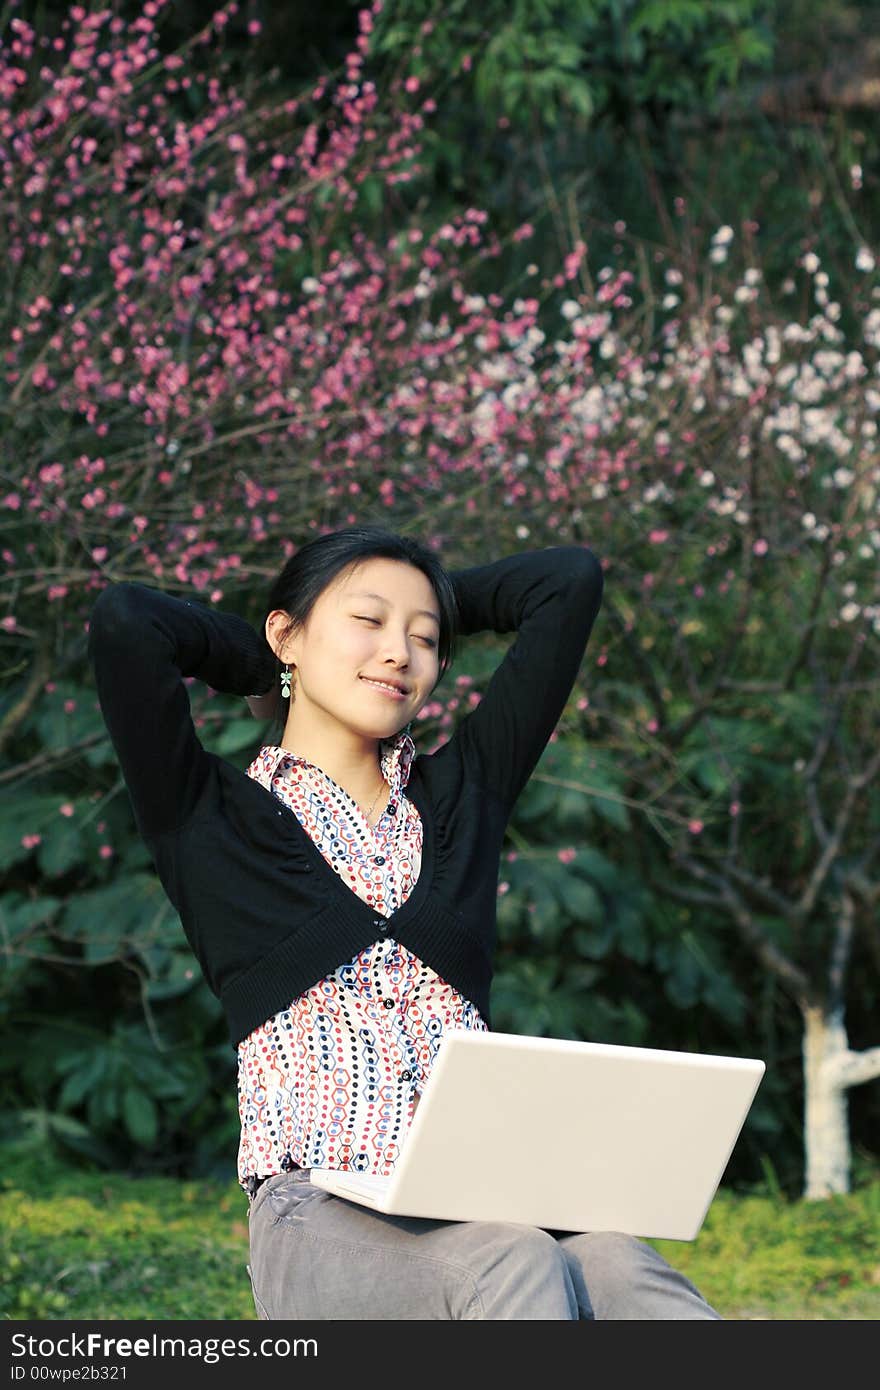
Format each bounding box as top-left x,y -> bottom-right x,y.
88,523 -> 719,1319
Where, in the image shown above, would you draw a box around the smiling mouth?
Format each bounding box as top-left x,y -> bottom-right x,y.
360,677 -> 408,698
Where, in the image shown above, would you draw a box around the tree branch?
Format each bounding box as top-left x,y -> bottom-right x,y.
783,543 -> 834,691
0,639 -> 52,761
801,627 -> 867,850
673,851 -> 813,1004
827,888 -> 855,1015
824,1046 -> 880,1091
797,744 -> 880,921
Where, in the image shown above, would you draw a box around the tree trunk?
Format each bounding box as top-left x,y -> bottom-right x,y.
802,1004 -> 852,1199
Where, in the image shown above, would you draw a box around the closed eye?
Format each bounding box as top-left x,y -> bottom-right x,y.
354,616 -> 437,648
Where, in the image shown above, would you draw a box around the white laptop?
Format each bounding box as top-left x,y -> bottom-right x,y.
309,1030 -> 765,1241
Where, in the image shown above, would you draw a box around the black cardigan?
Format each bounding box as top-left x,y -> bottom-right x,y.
87,546 -> 604,1047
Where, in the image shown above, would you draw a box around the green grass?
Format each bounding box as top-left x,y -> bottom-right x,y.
2,1149 -> 879,1320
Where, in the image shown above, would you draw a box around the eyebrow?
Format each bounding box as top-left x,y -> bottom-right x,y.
347,591 -> 441,626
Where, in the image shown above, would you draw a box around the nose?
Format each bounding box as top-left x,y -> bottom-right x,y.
377,627 -> 412,666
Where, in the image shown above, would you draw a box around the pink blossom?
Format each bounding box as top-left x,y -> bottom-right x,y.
21,834 -> 42,849
688,820 -> 704,835
99,844 -> 114,859
557,847 -> 577,864
59,803 -> 75,817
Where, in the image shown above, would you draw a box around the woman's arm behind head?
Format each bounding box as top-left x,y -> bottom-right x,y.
88,581 -> 276,840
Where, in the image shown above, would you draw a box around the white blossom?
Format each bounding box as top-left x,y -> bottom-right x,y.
864,309 -> 880,348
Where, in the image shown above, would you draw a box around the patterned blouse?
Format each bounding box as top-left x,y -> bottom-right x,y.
236,728 -> 487,1194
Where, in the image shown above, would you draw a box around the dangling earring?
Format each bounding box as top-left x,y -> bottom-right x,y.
280,664 -> 292,699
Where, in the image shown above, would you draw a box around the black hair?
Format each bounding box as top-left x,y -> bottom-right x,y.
263,524 -> 460,720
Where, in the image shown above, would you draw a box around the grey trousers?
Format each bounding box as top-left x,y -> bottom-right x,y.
246,1169 -> 721,1320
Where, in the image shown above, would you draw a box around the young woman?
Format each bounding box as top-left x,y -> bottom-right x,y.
88,523 -> 720,1320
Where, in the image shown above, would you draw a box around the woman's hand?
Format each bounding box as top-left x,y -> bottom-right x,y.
245,688 -> 282,722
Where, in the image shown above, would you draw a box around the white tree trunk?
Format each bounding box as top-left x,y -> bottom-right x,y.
803,1005 -> 852,1198
802,1004 -> 880,1199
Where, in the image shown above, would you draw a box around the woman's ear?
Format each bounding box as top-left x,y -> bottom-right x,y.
265,609 -> 293,662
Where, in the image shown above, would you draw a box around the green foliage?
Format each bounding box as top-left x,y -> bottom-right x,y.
369,0 -> 773,133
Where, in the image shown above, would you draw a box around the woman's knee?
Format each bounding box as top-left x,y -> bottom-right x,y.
578,1230 -> 648,1271
565,1230 -> 719,1320
466,1223 -> 576,1319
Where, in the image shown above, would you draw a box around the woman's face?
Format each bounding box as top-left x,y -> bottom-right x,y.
266,557 -> 442,741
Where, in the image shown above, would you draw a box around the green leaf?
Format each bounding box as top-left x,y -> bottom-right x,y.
556,876 -> 604,926
592,791 -> 630,831
25,680 -> 105,753
88,1084 -> 119,1130
0,794 -> 65,872
57,1050 -> 108,1110
144,950 -> 201,1001
212,717 -> 263,756
0,895 -> 63,939
554,787 -> 593,834
37,823 -> 84,879
526,879 -> 563,944
613,902 -> 651,964
63,875 -> 178,949
122,1087 -> 158,1147
572,920 -> 615,958
495,888 -> 526,936
654,934 -> 711,1009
